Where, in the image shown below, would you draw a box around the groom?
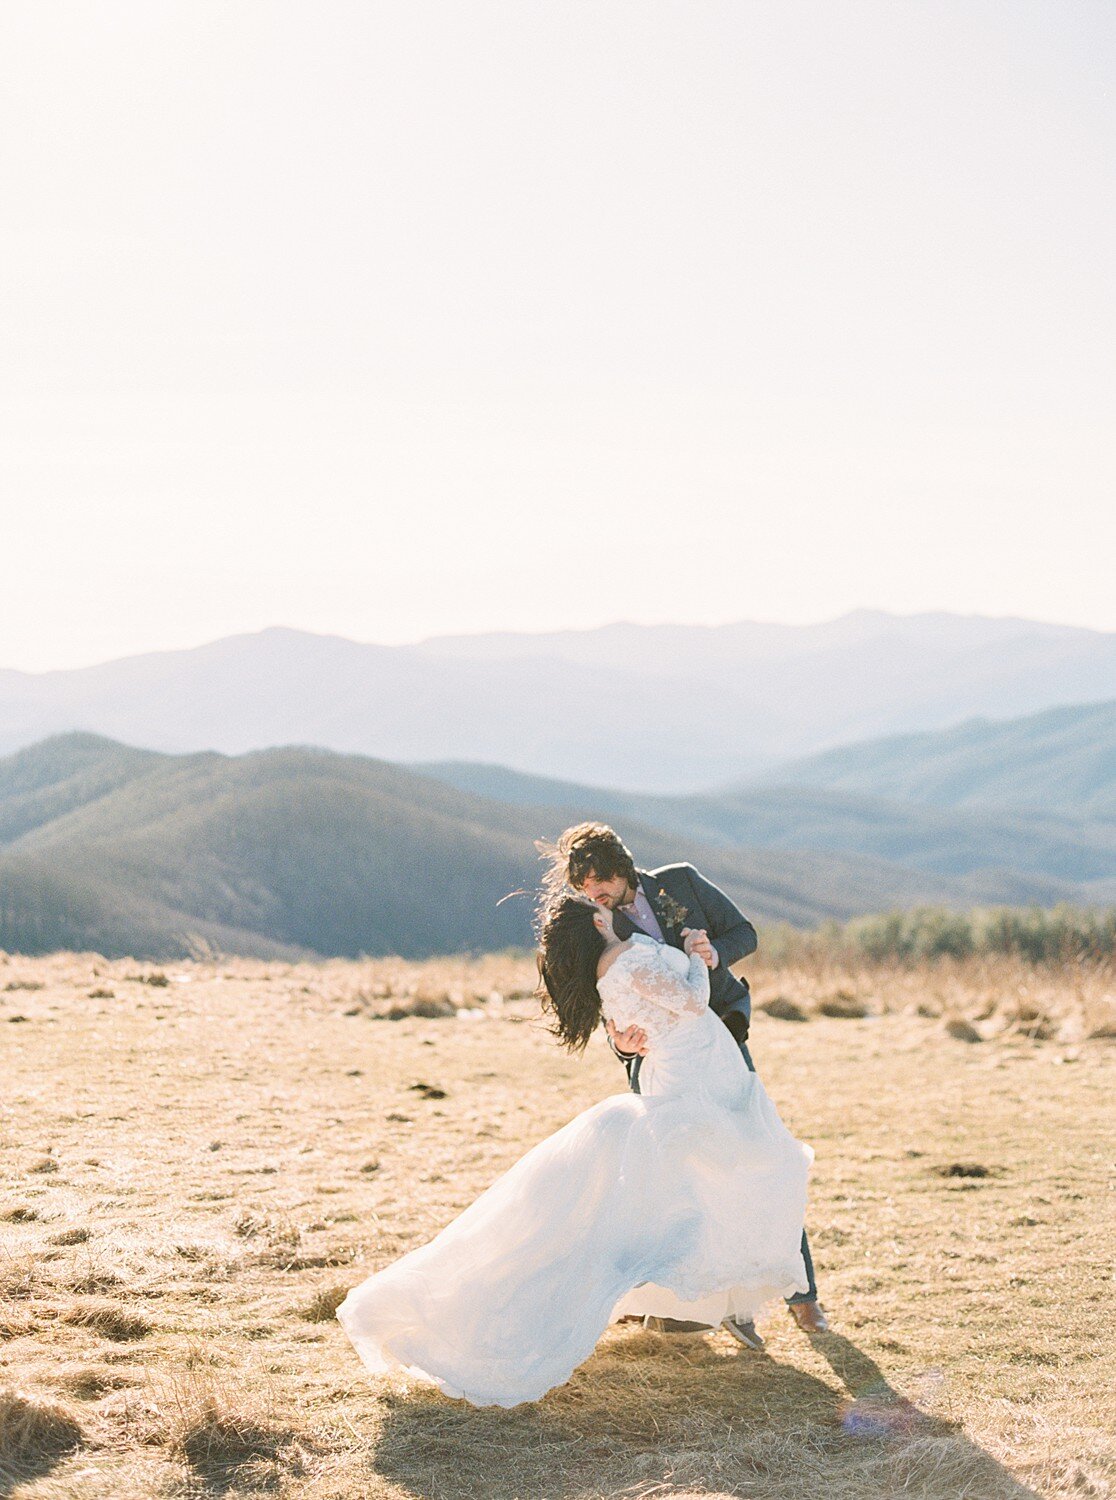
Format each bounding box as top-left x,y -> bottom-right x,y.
545,821 -> 828,1347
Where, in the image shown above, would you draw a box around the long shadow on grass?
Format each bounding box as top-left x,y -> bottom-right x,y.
368,1327 -> 1044,1500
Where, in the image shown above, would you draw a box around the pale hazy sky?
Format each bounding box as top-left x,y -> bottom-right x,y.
2,1 -> 1114,671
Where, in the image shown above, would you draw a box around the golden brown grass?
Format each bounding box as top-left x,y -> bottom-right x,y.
0,947 -> 1113,1498
0,1389 -> 85,1485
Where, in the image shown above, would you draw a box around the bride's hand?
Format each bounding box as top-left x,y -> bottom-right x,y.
606,1019 -> 649,1057
682,927 -> 718,969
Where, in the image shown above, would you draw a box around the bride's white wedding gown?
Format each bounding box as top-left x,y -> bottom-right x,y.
336,934 -> 812,1407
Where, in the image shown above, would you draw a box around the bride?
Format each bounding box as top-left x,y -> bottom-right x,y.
336,894 -> 812,1408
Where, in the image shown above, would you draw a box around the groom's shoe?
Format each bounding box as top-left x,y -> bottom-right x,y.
788,1300 -> 829,1334
721,1317 -> 766,1351
642,1316 -> 713,1334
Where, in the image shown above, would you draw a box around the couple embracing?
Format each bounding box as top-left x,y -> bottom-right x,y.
337,822 -> 826,1408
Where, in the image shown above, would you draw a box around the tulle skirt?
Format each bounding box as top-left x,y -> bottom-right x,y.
336,1068 -> 811,1407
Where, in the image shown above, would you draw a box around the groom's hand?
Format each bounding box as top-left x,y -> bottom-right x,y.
682,927 -> 719,969
606,1019 -> 649,1057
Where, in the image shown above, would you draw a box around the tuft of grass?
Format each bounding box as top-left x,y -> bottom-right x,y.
159,1378 -> 319,1491
232,1210 -> 358,1271
0,1389 -> 84,1472
1,1204 -> 39,1223
173,1239 -> 226,1265
408,1081 -> 448,1100
1000,996 -> 1060,1040
760,995 -> 809,1022
257,1245 -> 357,1272
298,1282 -> 349,1322
49,1226 -> 91,1246
96,1386 -> 167,1446
232,1210 -> 261,1237
233,1210 -> 303,1267
55,1363 -> 140,1400
0,1307 -> 38,1338
66,1267 -> 124,1294
0,1253 -> 44,1300
381,995 -> 457,1020
60,1299 -> 152,1341
817,990 -> 871,1018
945,1015 -> 982,1042
1084,996 -> 1116,1038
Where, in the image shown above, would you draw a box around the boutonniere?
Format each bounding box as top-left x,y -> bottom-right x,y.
655,889 -> 690,932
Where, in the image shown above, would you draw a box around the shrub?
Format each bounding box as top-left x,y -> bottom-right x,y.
775,904 -> 1116,967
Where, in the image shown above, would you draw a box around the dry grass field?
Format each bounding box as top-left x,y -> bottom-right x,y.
2,947 -> 1114,1500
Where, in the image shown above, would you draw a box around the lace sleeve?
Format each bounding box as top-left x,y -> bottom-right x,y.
621,943 -> 710,1016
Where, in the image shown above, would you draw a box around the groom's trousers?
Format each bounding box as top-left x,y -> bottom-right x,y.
628,1040 -> 818,1306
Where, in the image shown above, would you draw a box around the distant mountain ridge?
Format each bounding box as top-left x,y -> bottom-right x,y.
750,700 -> 1116,816
0,729 -> 1108,960
1,611 -> 1114,791
414,697 -> 1116,917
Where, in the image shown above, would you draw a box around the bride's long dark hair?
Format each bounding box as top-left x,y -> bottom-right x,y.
535,893 -> 608,1053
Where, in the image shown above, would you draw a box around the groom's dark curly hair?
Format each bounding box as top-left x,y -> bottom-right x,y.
535,893 -> 608,1053
537,822 -> 638,900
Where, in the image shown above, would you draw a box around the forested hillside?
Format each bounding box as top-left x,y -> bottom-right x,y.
0,733 -> 1107,959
